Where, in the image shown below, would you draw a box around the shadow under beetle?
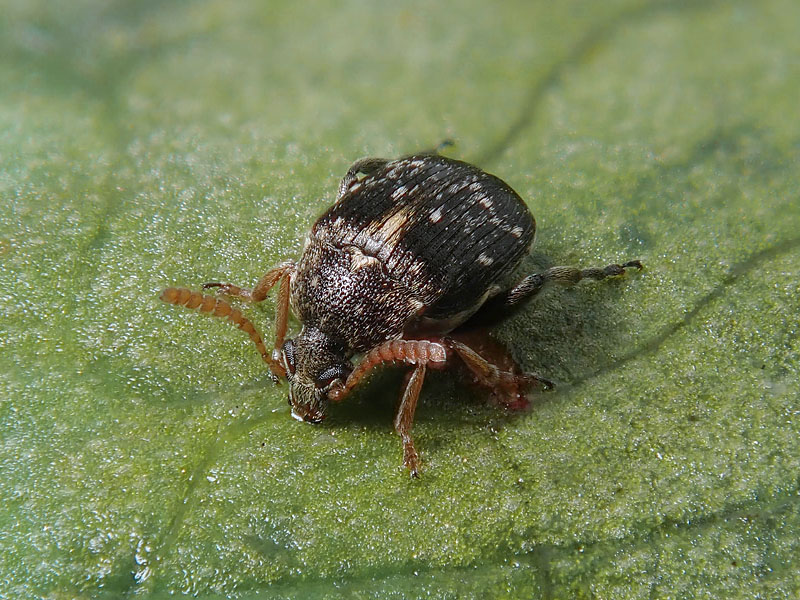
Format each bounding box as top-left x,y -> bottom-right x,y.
161,150 -> 641,477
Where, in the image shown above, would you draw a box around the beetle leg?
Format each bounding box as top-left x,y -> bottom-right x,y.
202,261 -> 296,380
395,365 -> 427,478
202,261 -> 295,302
473,260 -> 643,324
443,337 -> 553,401
331,339 -> 449,401
327,339 -> 449,477
504,260 -> 643,306
271,267 -> 292,358
329,336 -> 550,474
338,158 -> 390,200
418,138 -> 455,156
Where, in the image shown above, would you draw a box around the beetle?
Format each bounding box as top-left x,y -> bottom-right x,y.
160,150 -> 641,476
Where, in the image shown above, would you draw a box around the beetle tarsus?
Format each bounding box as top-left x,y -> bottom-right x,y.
472,259 -> 643,325
537,377 -> 555,391
419,138 -> 455,156
622,259 -> 644,270
202,281 -> 250,298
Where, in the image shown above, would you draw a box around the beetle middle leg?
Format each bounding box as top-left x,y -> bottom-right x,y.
338,158 -> 390,200
443,337 -> 553,402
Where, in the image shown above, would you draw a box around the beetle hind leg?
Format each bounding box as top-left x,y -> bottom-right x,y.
502,260 -> 642,308
443,337 -> 553,410
473,260 -> 642,325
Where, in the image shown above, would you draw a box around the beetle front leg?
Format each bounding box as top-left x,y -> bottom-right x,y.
330,339 -> 449,402
395,365 -> 427,478
203,261 -> 296,379
327,339 -> 449,477
202,260 -> 295,303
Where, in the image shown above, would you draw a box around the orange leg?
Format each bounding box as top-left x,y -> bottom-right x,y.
327,337 -> 549,476
202,261 -> 295,302
332,339 -> 449,400
395,366 -> 426,477
202,261 -> 295,377
328,339 -> 448,477
443,337 -> 553,399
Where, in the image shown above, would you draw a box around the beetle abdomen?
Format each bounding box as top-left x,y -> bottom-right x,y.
313,155 -> 535,319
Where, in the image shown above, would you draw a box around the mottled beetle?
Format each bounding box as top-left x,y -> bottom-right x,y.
161,151 -> 641,476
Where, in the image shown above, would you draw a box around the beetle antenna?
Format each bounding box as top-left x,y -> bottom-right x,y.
160,287 -> 271,366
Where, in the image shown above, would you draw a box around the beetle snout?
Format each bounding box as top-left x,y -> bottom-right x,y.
287,381 -> 328,424
291,407 -> 324,424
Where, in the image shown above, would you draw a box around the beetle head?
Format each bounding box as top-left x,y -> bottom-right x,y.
280,326 -> 351,423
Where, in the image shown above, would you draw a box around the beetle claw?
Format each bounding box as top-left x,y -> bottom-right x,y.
402,444 -> 420,478
623,260 -> 644,270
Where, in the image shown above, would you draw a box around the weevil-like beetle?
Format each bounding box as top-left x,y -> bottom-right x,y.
161,151 -> 641,476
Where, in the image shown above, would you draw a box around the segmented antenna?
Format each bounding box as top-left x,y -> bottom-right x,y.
159,287 -> 270,366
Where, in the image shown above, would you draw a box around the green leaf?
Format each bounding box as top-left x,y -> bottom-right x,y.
2,0 -> 798,597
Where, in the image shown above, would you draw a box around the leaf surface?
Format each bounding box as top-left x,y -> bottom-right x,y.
1,1 -> 798,597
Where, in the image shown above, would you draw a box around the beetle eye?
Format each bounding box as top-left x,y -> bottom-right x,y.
315,365 -> 347,390
281,339 -> 296,376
